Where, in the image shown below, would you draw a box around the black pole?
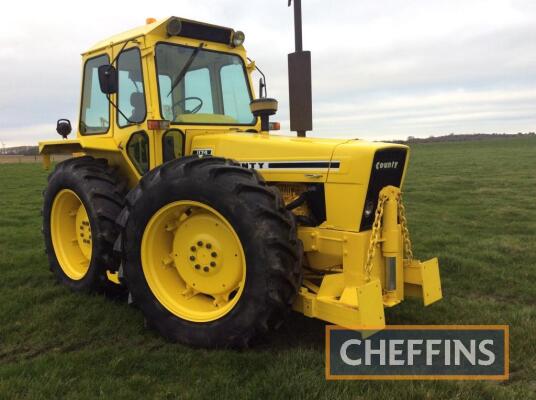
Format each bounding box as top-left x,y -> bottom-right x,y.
260,115 -> 269,132
288,0 -> 312,138
293,0 -> 306,137
293,0 -> 303,52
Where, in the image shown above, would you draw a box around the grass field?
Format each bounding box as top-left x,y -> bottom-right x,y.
1,136 -> 535,399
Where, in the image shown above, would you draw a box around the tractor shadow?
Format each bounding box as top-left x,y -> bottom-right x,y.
258,312 -> 327,352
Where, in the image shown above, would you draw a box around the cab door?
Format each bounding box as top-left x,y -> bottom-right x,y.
113,39 -> 154,177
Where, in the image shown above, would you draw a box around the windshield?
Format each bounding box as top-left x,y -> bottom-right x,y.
155,43 -> 255,125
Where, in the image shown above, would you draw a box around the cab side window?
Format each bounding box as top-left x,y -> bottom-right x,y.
162,130 -> 184,163
127,132 -> 149,174
159,75 -> 173,120
80,55 -> 110,134
117,48 -> 146,127
221,63 -> 253,123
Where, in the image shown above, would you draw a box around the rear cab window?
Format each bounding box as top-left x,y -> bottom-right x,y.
80,54 -> 110,134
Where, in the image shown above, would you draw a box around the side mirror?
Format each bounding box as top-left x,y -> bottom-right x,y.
98,64 -> 118,95
56,119 -> 72,139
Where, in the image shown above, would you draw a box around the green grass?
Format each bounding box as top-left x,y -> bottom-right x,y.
1,136 -> 535,399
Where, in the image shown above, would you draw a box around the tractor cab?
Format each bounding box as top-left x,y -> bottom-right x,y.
41,17 -> 264,181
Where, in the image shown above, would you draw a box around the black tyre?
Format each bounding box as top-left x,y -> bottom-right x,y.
116,156 -> 302,348
43,156 -> 126,292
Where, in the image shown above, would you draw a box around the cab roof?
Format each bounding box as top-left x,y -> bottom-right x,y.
85,17 -> 169,54
84,16 -> 236,55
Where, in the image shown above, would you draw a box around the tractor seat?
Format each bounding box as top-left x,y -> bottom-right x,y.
130,92 -> 146,123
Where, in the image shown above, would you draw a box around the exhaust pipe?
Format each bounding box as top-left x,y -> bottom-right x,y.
288,0 -> 312,137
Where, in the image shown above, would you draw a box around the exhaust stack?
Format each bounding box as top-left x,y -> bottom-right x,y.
288,0 -> 312,137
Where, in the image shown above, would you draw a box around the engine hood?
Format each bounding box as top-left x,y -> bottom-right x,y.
189,131 -> 408,184
189,132 -> 347,182
326,139 -> 409,185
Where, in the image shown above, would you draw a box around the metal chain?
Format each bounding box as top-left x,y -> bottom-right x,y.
397,194 -> 414,263
364,195 -> 387,281
363,191 -> 414,281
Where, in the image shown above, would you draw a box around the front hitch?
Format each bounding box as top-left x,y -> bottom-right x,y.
293,185 -> 442,330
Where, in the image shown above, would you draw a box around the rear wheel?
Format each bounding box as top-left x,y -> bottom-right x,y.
43,156 -> 126,292
116,156 -> 302,348
141,200 -> 247,322
50,189 -> 93,280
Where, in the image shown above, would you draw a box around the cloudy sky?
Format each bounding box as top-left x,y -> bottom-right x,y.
1,0 -> 535,147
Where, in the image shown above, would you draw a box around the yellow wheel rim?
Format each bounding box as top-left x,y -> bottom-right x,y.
50,189 -> 92,280
141,201 -> 246,322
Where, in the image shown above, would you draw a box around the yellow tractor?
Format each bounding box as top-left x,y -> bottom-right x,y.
40,3 -> 442,348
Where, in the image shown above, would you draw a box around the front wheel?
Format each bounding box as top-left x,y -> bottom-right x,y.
116,157 -> 302,348
42,156 -> 125,292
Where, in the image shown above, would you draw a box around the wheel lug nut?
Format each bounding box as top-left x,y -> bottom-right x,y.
210,261 -> 216,267
195,264 -> 200,270
190,246 -> 196,252
189,256 -> 196,261
206,243 -> 212,249
197,241 -> 203,246
211,252 -> 217,258
203,266 -> 209,272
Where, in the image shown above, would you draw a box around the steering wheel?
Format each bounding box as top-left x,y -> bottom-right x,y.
172,96 -> 203,114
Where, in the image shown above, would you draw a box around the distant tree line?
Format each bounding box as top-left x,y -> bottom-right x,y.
391,132 -> 535,144
0,146 -> 39,156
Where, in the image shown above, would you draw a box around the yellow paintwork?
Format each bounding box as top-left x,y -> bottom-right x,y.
39,139 -> 83,155
176,114 -> 238,124
50,189 -> 92,280
141,200 -> 246,322
293,186 -> 442,330
404,258 -> 442,306
38,16 -> 441,329
42,154 -> 51,169
84,18 -> 168,54
106,271 -> 121,284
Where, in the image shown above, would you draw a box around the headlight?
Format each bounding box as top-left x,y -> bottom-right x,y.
364,200 -> 375,219
166,18 -> 182,36
231,31 -> 245,47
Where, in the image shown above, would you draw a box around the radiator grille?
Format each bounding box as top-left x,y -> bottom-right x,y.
360,148 -> 407,231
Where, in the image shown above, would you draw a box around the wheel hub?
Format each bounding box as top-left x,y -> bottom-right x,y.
188,240 -> 219,274
172,213 -> 242,296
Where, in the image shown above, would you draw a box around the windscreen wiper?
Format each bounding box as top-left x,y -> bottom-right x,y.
167,43 -> 204,96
